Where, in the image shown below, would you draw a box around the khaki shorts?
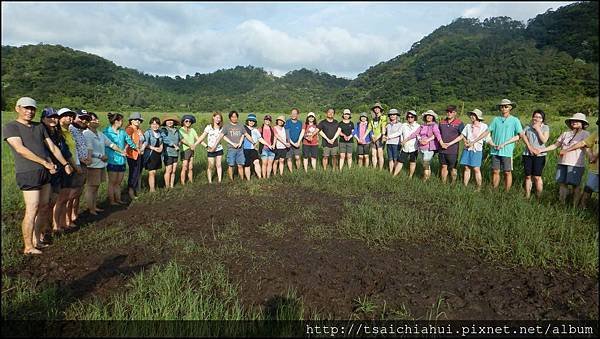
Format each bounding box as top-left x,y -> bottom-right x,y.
339,142 -> 354,154
86,167 -> 107,186
323,146 -> 338,157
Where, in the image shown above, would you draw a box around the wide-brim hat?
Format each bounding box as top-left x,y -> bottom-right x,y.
128,112 -> 144,122
387,108 -> 399,116
565,113 -> 589,128
246,113 -> 257,122
181,114 -> 196,124
421,110 -> 438,119
161,114 -> 180,126
497,99 -> 516,109
371,102 -> 384,111
359,112 -> 369,118
468,109 -> 484,121
405,110 -> 417,118
276,115 -> 286,124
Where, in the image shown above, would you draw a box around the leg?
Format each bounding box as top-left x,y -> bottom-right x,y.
347,154 -> 353,169
238,165 -> 245,179
22,189 -> 43,254
441,165 -> 449,184
215,156 -> 223,183
572,186 -> 582,207
504,171 -> 513,192
559,183 -> 569,203
244,166 -> 251,181
332,155 -> 338,171
524,176 -> 533,199
180,160 -> 188,185
170,163 -> 177,188
473,167 -> 482,189
463,166 -> 472,186
339,153 -> 346,171
358,155 -> 363,167
371,147 -> 378,169
322,156 -> 329,171
533,176 -> 543,199
116,172 -> 126,203
228,166 -> 234,181
295,155 -> 302,170
303,158 -> 308,172
207,158 -> 215,184
377,148 -> 384,170
188,157 -> 194,183
149,170 -> 156,192
163,164 -> 171,189
32,184 -> 51,248
86,185 -> 99,214
492,169 -> 500,189
393,162 -> 403,177
388,160 -> 395,174
287,157 -> 293,173
451,168 -> 458,183
409,161 -> 416,178
254,160 -> 262,179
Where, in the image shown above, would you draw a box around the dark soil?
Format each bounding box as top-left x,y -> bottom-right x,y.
3,183 -> 597,320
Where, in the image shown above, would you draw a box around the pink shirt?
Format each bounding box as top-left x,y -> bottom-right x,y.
556,130 -> 590,167
407,123 -> 442,151
302,123 -> 319,146
260,126 -> 273,150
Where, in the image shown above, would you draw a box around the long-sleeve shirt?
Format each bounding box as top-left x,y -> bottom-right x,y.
385,122 -> 403,145
406,123 -> 442,151
103,126 -> 136,165
353,121 -> 372,144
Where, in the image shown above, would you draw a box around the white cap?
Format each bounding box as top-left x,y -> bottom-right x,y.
343,109 -> 351,115
307,112 -> 316,118
57,108 -> 75,116
16,97 -> 37,108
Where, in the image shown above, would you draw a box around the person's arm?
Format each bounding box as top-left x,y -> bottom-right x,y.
197,130 -> 209,147
6,137 -> 57,172
432,124 -> 444,145
331,127 -> 342,142
559,140 -> 587,155
496,134 -> 520,150
470,129 -> 490,144
539,137 -> 562,153
123,131 -> 137,150
297,128 -> 306,145
446,134 -> 464,148
43,137 -> 73,174
402,127 -> 420,144
533,125 -> 550,144
179,130 -> 194,148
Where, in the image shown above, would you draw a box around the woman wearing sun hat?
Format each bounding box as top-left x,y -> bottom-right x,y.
384,108 -> 402,174
402,110 -> 443,181
179,114 -> 201,185
160,114 -> 181,188
353,112 -> 373,168
369,102 -> 387,170
394,110 -> 420,177
445,109 -> 489,189
242,113 -> 265,180
125,112 -> 146,200
273,115 -> 290,176
540,112 -> 590,205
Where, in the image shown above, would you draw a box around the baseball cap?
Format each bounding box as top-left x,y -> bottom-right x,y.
41,107 -> 58,119
343,109 -> 351,115
16,97 -> 37,108
57,108 -> 76,117
307,112 -> 316,118
76,109 -> 91,120
264,115 -> 272,121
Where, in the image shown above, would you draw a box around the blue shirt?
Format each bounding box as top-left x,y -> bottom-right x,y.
160,126 -> 181,157
285,119 -> 303,143
103,126 -> 136,165
243,127 -> 262,150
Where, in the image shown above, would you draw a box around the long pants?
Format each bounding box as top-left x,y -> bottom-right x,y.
127,156 -> 143,192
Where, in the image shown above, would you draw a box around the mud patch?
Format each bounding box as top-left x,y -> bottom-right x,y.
2,182 -> 597,320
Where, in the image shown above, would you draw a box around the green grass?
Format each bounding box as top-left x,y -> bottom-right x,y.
1,110 -> 598,322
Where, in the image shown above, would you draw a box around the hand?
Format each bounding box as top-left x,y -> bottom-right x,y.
419,139 -> 429,146
101,155 -> 108,162
191,144 -> 196,151
559,149 -> 568,156
441,142 -> 448,149
495,144 -> 504,150
382,136 -> 388,142
464,141 -> 471,149
43,160 -> 55,171
286,142 -> 291,148
74,165 -> 82,174
530,147 -> 539,156
64,164 -> 73,175
590,155 -> 598,164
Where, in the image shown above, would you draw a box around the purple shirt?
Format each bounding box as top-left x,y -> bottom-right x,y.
407,123 -> 442,151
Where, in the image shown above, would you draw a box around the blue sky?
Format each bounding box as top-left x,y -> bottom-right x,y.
1,1 -> 575,79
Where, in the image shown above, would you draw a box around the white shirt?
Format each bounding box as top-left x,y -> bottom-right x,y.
461,122 -> 489,152
400,122 -> 420,153
204,125 -> 223,152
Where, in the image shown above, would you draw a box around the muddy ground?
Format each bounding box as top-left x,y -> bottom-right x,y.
2,183 -> 598,320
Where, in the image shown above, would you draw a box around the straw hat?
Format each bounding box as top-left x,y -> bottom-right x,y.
161,114 -> 180,126
276,115 -> 286,124
497,99 -> 516,109
421,110 -> 438,120
371,102 -> 384,111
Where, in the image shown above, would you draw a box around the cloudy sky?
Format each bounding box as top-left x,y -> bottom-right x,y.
2,1 -> 574,79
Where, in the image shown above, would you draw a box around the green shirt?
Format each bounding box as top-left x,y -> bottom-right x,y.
179,127 -> 198,151
488,115 -> 523,157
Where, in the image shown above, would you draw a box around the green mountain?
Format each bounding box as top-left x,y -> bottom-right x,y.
1,2 -> 597,114
338,15 -> 598,114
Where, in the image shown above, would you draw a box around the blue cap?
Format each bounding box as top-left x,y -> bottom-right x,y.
247,113 -> 257,122
41,107 -> 58,119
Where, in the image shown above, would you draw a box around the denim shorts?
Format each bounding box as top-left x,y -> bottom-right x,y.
261,148 -> 275,160
386,144 -> 400,161
584,172 -> 599,193
555,164 -> 584,186
460,150 -> 483,168
227,148 -> 246,166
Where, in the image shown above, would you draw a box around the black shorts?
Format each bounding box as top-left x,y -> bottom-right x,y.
16,168 -> 51,191
180,149 -> 194,161
163,155 -> 178,166
302,145 -> 319,159
63,165 -> 87,188
438,153 -> 458,168
49,167 -> 65,194
399,151 -> 418,163
274,148 -> 288,161
207,149 -> 224,158
523,155 -> 546,177
243,149 -> 260,167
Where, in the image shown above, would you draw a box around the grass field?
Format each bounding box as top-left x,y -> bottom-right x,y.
1,109 -> 598,324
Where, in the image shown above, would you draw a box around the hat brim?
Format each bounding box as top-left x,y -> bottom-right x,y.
497,103 -> 516,109
372,106 -> 383,111
565,119 -> 589,127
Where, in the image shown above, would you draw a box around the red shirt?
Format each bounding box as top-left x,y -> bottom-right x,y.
302,123 -> 319,146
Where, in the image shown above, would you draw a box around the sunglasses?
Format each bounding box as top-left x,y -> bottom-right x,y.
184,120 -> 191,123
407,116 -> 415,119
500,105 -> 511,108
